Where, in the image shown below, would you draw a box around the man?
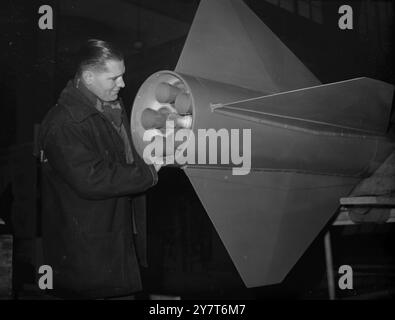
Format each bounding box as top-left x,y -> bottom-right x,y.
38,39 -> 159,299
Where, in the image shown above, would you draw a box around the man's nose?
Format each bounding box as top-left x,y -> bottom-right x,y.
117,77 -> 125,88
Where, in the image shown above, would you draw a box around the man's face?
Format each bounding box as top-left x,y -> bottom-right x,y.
85,59 -> 126,101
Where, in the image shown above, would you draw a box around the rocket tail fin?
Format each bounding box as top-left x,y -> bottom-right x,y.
185,167 -> 358,287
176,0 -> 320,94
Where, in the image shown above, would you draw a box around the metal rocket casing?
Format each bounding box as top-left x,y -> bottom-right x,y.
132,71 -> 394,177
130,0 -> 395,288
131,70 -> 262,168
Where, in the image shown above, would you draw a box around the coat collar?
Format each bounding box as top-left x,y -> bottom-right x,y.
58,77 -> 126,123
56,78 -> 97,122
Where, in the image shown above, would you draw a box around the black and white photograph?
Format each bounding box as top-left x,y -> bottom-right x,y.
0,0 -> 394,306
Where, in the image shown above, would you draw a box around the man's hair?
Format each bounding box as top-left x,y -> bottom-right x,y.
76,39 -> 124,75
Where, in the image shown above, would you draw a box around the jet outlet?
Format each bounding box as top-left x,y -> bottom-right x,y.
155,82 -> 182,103
175,92 -> 192,114
141,107 -> 192,130
131,72 -> 194,165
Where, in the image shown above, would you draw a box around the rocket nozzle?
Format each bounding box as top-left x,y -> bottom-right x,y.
141,107 -> 192,130
155,82 -> 182,103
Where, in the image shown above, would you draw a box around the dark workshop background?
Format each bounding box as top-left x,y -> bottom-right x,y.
0,0 -> 394,299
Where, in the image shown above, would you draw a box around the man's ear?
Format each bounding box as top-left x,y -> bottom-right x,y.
81,70 -> 94,85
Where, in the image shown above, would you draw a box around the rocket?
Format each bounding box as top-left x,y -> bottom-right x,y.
130,0 -> 394,287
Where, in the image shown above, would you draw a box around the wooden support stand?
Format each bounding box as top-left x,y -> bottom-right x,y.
325,194 -> 395,300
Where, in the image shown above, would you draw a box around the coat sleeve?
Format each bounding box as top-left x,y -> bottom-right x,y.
42,121 -> 158,200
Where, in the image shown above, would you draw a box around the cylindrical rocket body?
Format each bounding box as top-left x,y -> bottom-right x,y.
131,71 -> 394,177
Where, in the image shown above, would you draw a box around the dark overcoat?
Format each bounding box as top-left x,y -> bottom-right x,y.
39,80 -> 157,298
